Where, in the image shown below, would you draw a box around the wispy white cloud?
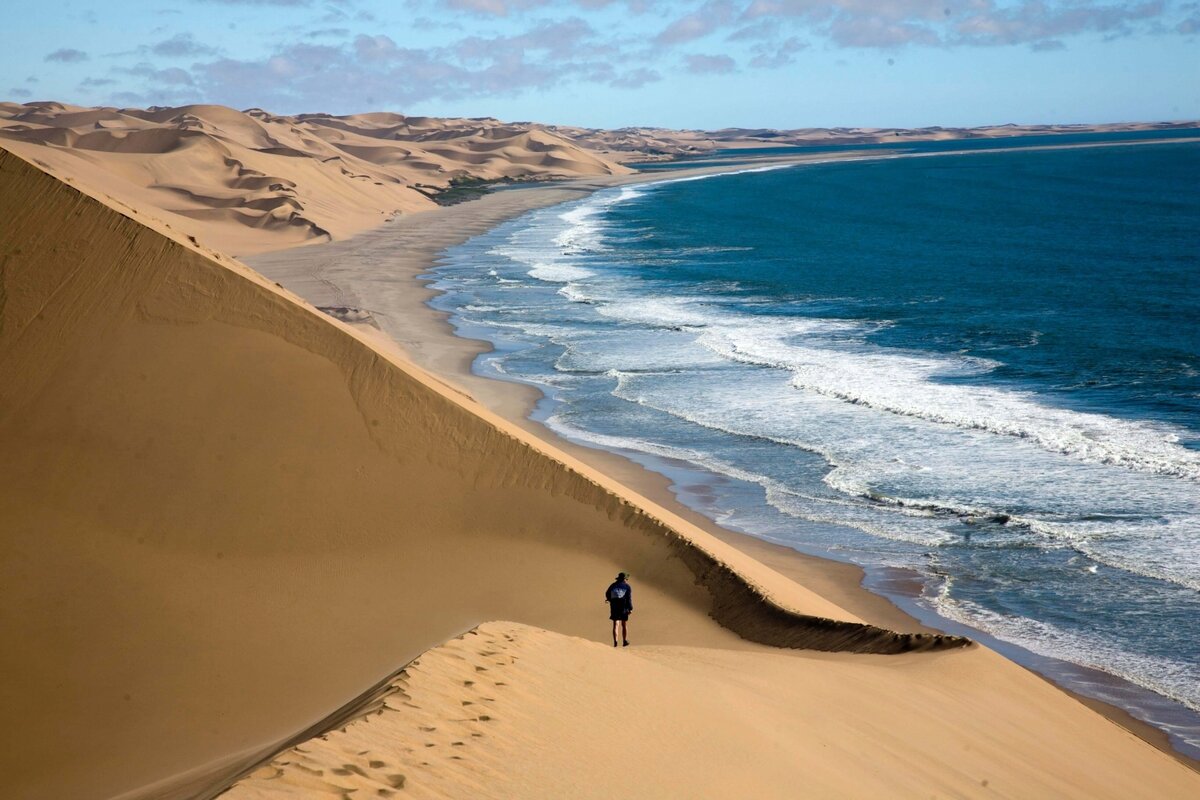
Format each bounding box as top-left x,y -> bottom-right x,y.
749,35 -> 806,66
736,0 -> 1172,48
151,33 -> 218,58
110,19 -> 638,110
656,0 -> 739,44
66,0 -> 1195,113
952,1 -> 1166,47
685,52 -> 737,72
45,48 -> 90,63
121,62 -> 197,86
441,0 -> 552,14
194,0 -> 313,5
609,66 -> 661,87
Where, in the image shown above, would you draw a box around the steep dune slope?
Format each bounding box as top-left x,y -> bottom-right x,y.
0,102 -> 630,256
0,147 -> 952,799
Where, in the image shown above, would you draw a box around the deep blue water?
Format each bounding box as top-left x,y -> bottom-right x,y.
428,140 -> 1200,756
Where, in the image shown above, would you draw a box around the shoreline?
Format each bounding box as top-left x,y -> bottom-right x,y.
246,147 -> 1200,771
7,144 -> 990,799
8,125 -> 1200,799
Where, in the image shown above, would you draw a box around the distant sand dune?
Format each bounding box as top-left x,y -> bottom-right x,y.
549,118 -> 1199,161
0,102 -> 631,256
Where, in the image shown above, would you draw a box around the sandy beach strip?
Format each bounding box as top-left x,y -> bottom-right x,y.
246,149 -> 1200,772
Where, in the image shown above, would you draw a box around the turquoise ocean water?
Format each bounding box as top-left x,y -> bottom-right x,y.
428,133 -> 1200,756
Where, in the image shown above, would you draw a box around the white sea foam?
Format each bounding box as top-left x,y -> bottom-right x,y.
505,177 -> 769,288
650,162 -> 800,187
571,281 -> 1200,482
553,330 -> 726,374
609,362 -> 1200,589
1022,516 -> 1200,592
557,282 -> 609,305
546,407 -> 970,549
593,295 -> 721,328
525,260 -> 594,283
543,415 -> 709,466
550,185 -> 643,253
758,341 -> 1197,482
490,188 -> 1198,489
774,325 -> 1183,482
930,580 -> 1200,718
459,316 -> 581,341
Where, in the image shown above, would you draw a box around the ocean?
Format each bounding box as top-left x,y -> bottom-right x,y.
427,136 -> 1200,757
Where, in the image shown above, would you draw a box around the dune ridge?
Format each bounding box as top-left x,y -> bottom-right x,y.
0,101 -> 630,256
0,140 -> 972,799
223,621 -> 1200,799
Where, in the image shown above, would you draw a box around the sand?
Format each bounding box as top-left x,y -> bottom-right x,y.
3,132 -> 1199,800
0,102 -> 630,257
226,622 -> 1195,800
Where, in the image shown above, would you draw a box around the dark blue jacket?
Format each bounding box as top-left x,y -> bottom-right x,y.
605,580 -> 632,613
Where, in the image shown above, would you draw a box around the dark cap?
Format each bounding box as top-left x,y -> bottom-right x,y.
616,572 -> 627,581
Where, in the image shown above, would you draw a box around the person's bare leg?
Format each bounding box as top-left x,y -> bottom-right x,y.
621,620 -> 629,647
612,620 -> 618,647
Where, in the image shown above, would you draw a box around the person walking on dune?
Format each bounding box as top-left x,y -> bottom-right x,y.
605,572 -> 633,647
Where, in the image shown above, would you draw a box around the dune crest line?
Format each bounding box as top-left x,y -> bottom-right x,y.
0,145 -> 967,799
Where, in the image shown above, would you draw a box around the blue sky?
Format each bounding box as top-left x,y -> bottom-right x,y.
6,1 -> 1199,128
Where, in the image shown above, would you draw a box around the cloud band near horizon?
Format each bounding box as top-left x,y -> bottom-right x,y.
9,0 -> 1200,126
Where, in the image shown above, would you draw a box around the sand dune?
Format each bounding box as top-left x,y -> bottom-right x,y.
0,102 -> 630,256
225,622 -> 1199,799
3,134 -> 1199,800
0,144 -> 967,799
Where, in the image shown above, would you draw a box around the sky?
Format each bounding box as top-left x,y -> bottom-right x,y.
4,1 -> 1199,129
